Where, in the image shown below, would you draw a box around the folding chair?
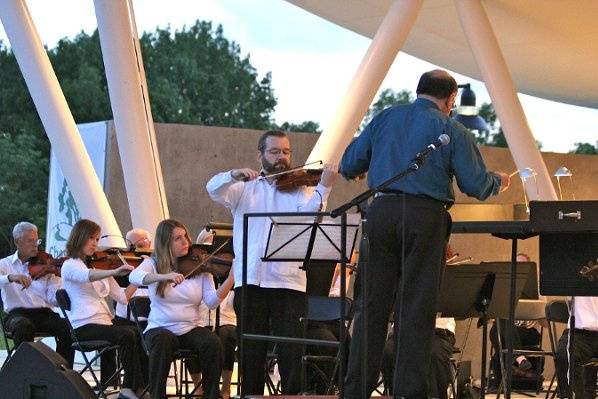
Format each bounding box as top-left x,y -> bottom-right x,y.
129,296 -> 201,398
495,299 -> 551,398
300,295 -> 353,395
55,289 -> 122,399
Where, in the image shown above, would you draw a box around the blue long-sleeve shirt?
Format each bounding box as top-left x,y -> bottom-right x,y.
340,98 -> 501,204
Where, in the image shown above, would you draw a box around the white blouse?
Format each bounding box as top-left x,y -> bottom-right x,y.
129,258 -> 221,336
61,258 -> 127,329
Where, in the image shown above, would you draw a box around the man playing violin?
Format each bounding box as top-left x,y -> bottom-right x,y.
206,130 -> 338,395
0,222 -> 74,366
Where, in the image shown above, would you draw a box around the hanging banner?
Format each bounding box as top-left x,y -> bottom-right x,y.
45,121 -> 108,256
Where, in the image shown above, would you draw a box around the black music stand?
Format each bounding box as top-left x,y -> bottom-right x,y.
438,262 -> 532,399
239,211 -> 359,398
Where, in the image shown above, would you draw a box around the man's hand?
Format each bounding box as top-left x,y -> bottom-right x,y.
495,171 -> 511,193
319,163 -> 339,188
8,274 -> 32,289
231,168 -> 260,182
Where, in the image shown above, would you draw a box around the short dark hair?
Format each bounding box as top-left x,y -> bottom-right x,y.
416,70 -> 457,100
66,219 -> 100,259
258,130 -> 288,153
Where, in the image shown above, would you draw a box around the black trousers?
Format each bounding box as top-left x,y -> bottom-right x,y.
100,316 -> 149,387
75,320 -> 145,391
234,285 -> 306,395
5,307 -> 75,367
556,329 -> 598,399
382,329 -> 456,399
215,324 -> 237,371
145,326 -> 223,399
345,194 -> 448,399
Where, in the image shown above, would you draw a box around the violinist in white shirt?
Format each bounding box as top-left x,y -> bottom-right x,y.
129,219 -> 234,399
61,219 -> 145,399
0,221 -> 74,366
206,130 -> 337,395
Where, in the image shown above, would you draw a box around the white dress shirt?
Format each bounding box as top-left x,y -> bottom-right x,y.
206,170 -> 331,291
0,252 -> 60,312
199,290 -> 236,328
572,296 -> 598,331
61,258 -> 127,329
129,258 -> 221,336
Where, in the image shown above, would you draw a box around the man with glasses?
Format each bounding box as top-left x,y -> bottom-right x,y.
0,222 -> 74,366
207,130 -> 337,395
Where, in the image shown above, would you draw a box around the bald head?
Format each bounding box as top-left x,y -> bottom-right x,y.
416,69 -> 458,100
126,228 -> 152,250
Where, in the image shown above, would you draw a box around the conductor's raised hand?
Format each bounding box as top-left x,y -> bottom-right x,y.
495,171 -> 511,193
231,168 -> 260,182
319,163 -> 339,188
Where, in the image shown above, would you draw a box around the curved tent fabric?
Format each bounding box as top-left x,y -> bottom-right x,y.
286,0 -> 598,109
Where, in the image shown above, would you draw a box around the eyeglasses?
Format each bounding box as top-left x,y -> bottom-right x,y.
21,238 -> 42,246
265,148 -> 292,156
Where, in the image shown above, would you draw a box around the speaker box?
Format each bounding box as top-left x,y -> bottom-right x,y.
0,341 -> 94,399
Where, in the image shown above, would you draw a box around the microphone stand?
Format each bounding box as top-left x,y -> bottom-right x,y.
330,151 -> 434,397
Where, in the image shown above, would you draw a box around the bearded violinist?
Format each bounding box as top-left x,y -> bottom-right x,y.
206,130 -> 338,395
0,222 -> 74,366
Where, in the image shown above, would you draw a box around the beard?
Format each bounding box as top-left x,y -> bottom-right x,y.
262,158 -> 290,174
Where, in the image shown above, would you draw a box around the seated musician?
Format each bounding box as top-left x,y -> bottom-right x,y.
61,219 -> 146,399
488,253 -> 545,391
0,222 -> 74,366
556,296 -> 598,399
129,219 -> 234,399
206,130 -> 337,395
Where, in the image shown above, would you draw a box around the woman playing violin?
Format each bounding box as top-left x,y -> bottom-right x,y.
129,219 -> 234,399
61,219 -> 146,399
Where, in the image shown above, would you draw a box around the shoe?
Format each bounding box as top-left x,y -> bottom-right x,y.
515,358 -> 532,370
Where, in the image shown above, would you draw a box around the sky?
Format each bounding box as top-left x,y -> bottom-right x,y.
0,0 -> 597,153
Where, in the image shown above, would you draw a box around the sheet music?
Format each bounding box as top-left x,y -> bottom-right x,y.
264,214 -> 360,261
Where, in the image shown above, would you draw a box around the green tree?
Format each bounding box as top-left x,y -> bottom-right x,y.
0,21 -> 280,256
274,120 -> 321,133
571,142 -> 597,154
360,88 -> 413,131
477,102 -> 542,149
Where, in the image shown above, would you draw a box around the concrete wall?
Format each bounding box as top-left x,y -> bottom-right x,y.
104,121 -> 598,380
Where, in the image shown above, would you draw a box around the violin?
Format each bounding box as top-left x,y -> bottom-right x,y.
86,248 -> 149,270
27,251 -> 68,280
260,160 -> 324,192
175,243 -> 232,281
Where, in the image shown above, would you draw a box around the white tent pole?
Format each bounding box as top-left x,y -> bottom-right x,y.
94,0 -> 169,234
307,0 -> 424,165
0,0 -> 125,247
455,0 -> 557,201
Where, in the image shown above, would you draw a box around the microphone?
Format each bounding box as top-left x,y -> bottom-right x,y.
414,134 -> 450,159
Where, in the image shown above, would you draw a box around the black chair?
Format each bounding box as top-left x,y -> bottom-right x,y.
0,289 -> 51,366
494,299 -> 551,398
55,289 -> 122,399
300,295 -> 353,395
129,296 -> 201,398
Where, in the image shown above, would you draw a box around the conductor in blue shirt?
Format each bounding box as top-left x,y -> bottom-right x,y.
340,69 -> 510,398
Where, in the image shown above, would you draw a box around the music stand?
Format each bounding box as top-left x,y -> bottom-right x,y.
238,211 -> 359,398
438,262 -> 532,399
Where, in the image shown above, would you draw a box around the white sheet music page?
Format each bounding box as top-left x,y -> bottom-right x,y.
264,213 -> 360,261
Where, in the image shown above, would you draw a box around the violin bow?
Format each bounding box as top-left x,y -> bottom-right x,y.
173,240 -> 231,287
258,160 -> 323,180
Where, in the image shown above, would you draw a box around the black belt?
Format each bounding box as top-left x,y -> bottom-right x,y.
574,328 -> 598,337
374,190 -> 451,209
